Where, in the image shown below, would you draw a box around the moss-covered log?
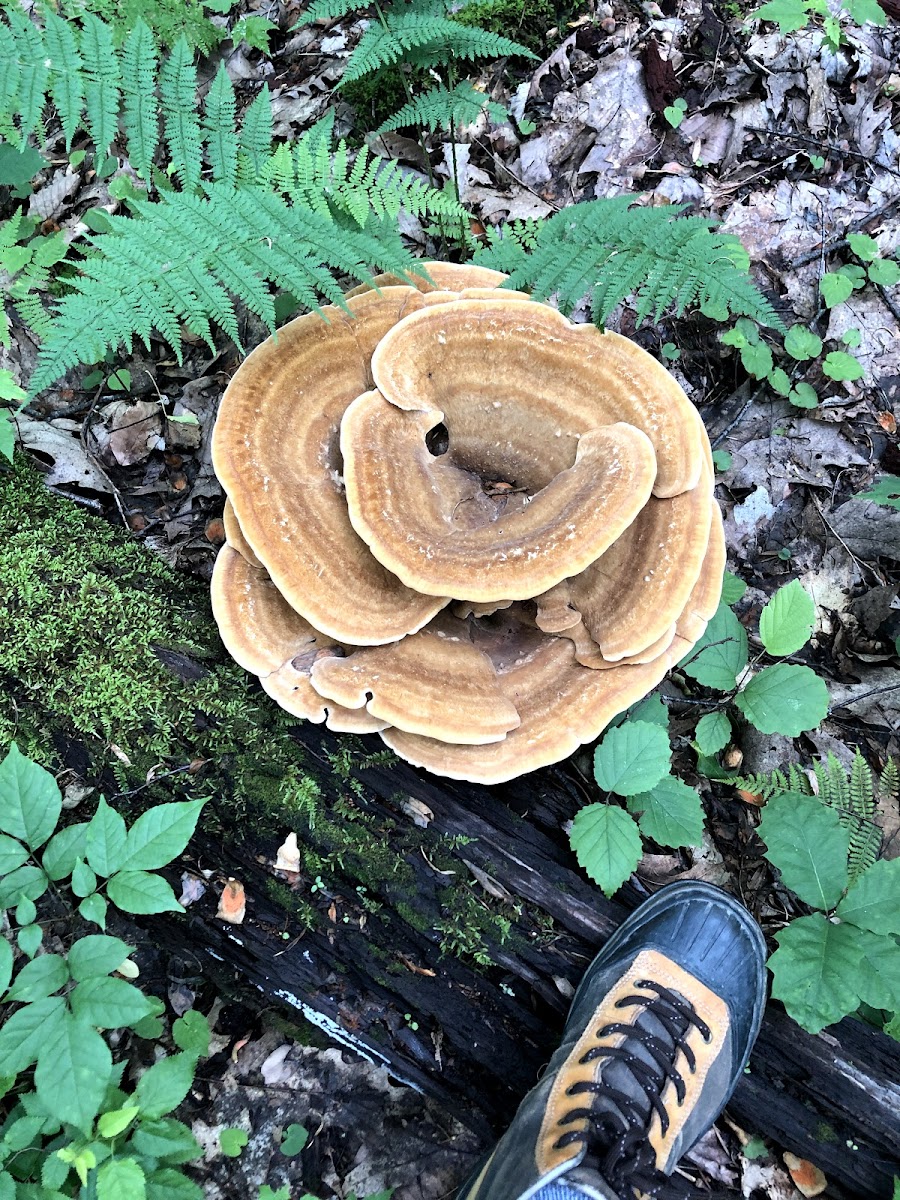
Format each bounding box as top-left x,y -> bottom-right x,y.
2,459 -> 898,1199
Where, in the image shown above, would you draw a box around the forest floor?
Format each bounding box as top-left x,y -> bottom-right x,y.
2,0 -> 900,1197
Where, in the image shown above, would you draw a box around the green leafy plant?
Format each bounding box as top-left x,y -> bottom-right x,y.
296,0 -> 534,141
751,0 -> 885,52
474,197 -> 784,330
571,699 -> 705,897
758,754 -> 900,1033
663,96 -> 687,129
0,742 -> 211,1197
1,213 -> 68,347
855,475 -> 900,511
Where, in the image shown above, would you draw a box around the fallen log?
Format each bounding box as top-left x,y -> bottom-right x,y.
154,724 -> 900,1200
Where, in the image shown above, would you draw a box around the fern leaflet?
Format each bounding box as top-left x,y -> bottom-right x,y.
81,12 -> 120,155
159,35 -> 202,190
204,63 -> 238,187
121,18 -> 159,180
237,85 -> 274,182
377,81 -> 507,134
43,12 -> 84,151
475,198 -> 785,330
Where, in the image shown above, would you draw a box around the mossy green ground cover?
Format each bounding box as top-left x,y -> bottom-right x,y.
0,459 -> 520,960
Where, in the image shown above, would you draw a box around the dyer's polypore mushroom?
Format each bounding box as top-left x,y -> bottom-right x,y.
211,265 -> 723,783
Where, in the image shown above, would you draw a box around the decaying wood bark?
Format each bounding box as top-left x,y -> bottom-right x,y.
155,724 -> 900,1200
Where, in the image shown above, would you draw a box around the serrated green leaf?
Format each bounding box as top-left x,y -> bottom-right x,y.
0,997 -> 66,1073
131,1118 -> 203,1164
135,1054 -> 196,1119
172,1010 -> 210,1058
220,1127 -> 249,1157
735,663 -> 828,735
768,913 -> 864,1032
14,893 -> 35,924
847,233 -> 879,261
570,803 -> 642,898
627,776 -> 704,848
758,580 -> 816,656
35,1012 -> 112,1130
852,927 -> 900,1011
71,976 -> 154,1028
694,711 -> 732,755
758,792 -> 849,908
855,475 -> 900,511
97,1156 -> 145,1200
679,602 -> 748,690
118,800 -> 204,872
845,0 -> 887,21
67,934 -> 132,980
721,571 -> 746,605
768,367 -> 792,396
753,0 -> 810,31
868,258 -> 900,286
41,822 -> 88,881
783,325 -> 822,360
593,721 -> 670,796
836,859 -> 900,934
822,351 -> 863,381
107,871 -> 183,914
0,1172 -> 13,1200
3,1113 -> 44,1150
624,694 -> 669,729
5,953 -> 68,1002
0,744 -> 62,851
86,797 -> 128,876
0,833 -> 28,874
98,1106 -> 140,1139
821,271 -> 854,307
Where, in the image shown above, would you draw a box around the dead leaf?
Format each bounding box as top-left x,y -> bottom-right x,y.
216,879 -> 246,924
14,415 -> 110,492
98,399 -> 163,467
399,796 -> 433,828
463,859 -> 516,903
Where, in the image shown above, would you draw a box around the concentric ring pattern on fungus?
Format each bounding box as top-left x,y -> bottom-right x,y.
211,264 -> 723,784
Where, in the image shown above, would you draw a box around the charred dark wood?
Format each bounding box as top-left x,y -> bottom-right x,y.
154,724 -> 900,1200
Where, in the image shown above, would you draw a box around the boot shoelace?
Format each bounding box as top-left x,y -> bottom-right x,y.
553,980 -> 713,1198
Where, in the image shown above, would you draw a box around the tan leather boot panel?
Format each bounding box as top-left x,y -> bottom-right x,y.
535,950 -> 729,1177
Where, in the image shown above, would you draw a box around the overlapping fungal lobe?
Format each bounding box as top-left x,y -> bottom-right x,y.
210,264 -> 723,783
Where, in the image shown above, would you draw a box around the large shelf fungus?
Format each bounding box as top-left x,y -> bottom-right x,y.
211,265 -> 723,784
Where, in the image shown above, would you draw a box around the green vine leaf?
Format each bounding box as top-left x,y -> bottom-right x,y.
626,776 -> 704,848
679,602 -> 748,690
0,742 -> 62,851
694,711 -> 732,756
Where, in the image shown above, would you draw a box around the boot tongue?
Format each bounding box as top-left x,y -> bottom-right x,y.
587,1003 -> 689,1135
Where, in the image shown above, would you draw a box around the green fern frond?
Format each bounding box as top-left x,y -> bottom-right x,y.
341,9 -> 534,84
294,0 -> 365,24
44,12 -> 84,150
377,81 -> 507,134
159,35 -> 202,190
28,172 -> 435,392
725,767 -> 802,802
204,63 -> 238,187
81,12 -> 120,155
237,85 -> 274,182
4,7 -> 47,145
879,758 -> 898,803
475,198 -> 785,331
120,18 -> 158,180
